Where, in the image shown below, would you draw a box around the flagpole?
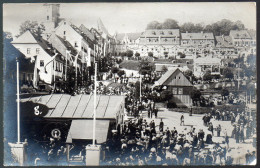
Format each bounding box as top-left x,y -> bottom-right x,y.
65,50 -> 68,81
16,58 -> 20,143
140,75 -> 142,102
93,62 -> 97,145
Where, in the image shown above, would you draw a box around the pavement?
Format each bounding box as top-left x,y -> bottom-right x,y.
138,107 -> 256,164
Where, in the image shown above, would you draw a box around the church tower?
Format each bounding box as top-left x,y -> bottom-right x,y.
43,4 -> 60,39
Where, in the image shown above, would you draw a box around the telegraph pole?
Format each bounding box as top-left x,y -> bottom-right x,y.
16,58 -> 20,143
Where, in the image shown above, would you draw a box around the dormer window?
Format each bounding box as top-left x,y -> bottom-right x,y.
47,16 -> 49,20
64,31 -> 66,35
75,42 -> 78,47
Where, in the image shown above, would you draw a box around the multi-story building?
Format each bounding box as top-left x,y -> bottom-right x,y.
229,30 -> 252,48
114,32 -> 141,55
214,35 -> 237,59
11,30 -> 65,86
138,29 -> 180,58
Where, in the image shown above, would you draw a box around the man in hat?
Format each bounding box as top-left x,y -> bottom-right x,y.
159,119 -> 164,132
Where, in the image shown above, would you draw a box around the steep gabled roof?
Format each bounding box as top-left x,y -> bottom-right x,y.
115,33 -> 126,41
79,24 -> 96,42
215,36 -> 234,48
11,30 -> 38,44
155,68 -> 192,87
12,30 -> 64,62
55,35 -> 78,56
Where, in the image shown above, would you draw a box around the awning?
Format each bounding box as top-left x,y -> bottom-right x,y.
66,120 -> 110,144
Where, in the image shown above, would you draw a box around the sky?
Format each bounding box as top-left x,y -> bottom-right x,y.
3,2 -> 256,37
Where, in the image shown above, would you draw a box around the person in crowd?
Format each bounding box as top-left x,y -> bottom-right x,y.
159,119 -> 164,132
180,113 -> 184,126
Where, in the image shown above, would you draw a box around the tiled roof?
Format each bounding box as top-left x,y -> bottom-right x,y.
229,30 -> 251,39
79,24 -> 96,42
140,29 -> 180,37
181,32 -> 214,40
115,33 -> 125,41
56,35 -> 78,56
215,36 -> 234,48
194,56 -> 221,64
247,29 -> 256,40
127,33 -> 141,40
70,24 -> 96,44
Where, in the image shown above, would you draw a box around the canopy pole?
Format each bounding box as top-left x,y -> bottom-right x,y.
16,58 -> 20,143
93,62 -> 97,146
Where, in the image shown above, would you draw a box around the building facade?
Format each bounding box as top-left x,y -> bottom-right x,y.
138,29 -> 180,58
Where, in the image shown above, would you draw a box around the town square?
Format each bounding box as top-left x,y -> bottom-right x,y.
3,2 -> 257,166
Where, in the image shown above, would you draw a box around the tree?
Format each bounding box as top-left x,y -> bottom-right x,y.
221,88 -> 229,100
232,20 -> 245,30
191,89 -> 201,106
126,50 -> 133,58
148,52 -> 153,57
162,19 -> 179,29
161,90 -> 173,102
17,20 -> 45,38
117,70 -> 125,77
135,52 -> 140,57
162,65 -> 168,72
194,23 -> 204,33
139,60 -> 154,75
203,70 -> 213,81
222,67 -> 234,79
111,66 -> 119,78
146,21 -> 162,30
180,22 -> 196,33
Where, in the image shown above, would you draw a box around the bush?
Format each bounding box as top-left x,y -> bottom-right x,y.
167,100 -> 177,108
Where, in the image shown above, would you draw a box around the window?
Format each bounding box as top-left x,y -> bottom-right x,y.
75,42 -> 78,47
64,31 -> 66,35
36,48 -> 40,54
178,88 -> 183,94
172,88 -> 178,94
47,16 -> 49,20
27,48 -> 31,54
179,76 -> 181,79
40,60 -> 44,67
64,21 -> 66,25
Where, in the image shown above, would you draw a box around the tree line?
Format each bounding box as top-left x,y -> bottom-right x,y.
146,18 -> 246,36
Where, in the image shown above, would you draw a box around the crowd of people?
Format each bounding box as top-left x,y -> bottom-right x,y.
103,115 -> 237,165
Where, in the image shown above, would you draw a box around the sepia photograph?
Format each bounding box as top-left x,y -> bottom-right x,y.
3,2 -> 257,166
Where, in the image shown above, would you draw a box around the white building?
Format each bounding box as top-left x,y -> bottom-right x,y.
11,30 -> 64,85
193,56 -> 221,77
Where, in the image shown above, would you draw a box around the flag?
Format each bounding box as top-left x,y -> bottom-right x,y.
66,50 -> 73,65
73,51 -> 80,67
33,56 -> 38,89
104,42 -> 106,57
87,48 -> 91,67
